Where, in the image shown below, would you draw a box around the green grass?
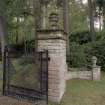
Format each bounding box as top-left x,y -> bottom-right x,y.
49,72 -> 105,105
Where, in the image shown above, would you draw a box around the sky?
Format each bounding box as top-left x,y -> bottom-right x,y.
82,0 -> 88,4
75,0 -> 88,5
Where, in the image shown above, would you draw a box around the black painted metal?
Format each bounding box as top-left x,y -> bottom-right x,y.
3,46 -> 49,104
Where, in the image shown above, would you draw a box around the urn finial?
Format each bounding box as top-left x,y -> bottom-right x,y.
49,12 -> 59,30
92,56 -> 97,67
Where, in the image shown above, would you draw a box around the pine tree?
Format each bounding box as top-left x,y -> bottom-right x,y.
88,0 -> 95,41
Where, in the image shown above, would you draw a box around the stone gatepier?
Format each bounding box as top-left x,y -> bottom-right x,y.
37,30 -> 67,103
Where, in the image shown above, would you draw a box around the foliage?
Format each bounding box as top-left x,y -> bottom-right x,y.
70,0 -> 89,33
69,31 -> 105,70
87,41 -> 105,70
69,42 -> 89,68
70,31 -> 92,44
0,0 -> 9,16
95,30 -> 105,41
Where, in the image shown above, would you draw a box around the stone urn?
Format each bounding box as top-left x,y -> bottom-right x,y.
49,12 -> 59,30
92,56 -> 97,67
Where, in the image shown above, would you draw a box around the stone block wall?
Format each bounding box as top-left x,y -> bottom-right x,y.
66,70 -> 92,80
66,67 -> 101,81
37,30 -> 67,103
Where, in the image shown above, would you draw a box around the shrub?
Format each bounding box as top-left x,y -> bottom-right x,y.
69,42 -> 89,68
87,41 -> 105,70
69,40 -> 105,71
69,31 -> 105,71
70,31 -> 92,44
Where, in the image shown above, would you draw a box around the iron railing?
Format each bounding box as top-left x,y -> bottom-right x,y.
3,46 -> 49,104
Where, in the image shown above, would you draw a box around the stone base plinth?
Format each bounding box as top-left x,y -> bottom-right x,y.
92,66 -> 101,80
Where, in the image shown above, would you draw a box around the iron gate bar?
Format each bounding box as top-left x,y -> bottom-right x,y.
7,85 -> 44,99
3,46 -> 49,104
46,50 -> 49,105
40,50 -> 49,105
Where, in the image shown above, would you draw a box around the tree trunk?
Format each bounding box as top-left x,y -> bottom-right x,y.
16,17 -> 19,44
103,6 -> 105,28
42,5 -> 47,29
33,0 -> 42,52
88,0 -> 95,41
99,15 -> 101,31
63,0 -> 70,58
0,16 -> 7,62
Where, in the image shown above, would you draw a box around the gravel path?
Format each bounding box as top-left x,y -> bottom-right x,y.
0,96 -> 45,105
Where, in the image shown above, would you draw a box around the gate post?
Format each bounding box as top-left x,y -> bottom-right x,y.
37,29 -> 67,103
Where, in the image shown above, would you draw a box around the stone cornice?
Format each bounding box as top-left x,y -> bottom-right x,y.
37,29 -> 67,41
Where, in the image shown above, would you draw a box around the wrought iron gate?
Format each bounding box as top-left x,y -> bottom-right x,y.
3,46 -> 49,104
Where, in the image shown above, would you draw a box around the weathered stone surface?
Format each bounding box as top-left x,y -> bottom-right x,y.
37,30 -> 67,103
67,67 -> 101,81
0,96 -> 46,105
92,66 -> 101,80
